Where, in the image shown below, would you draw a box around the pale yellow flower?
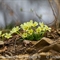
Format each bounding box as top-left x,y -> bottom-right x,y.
26,21 -> 33,28
44,25 -> 51,32
27,29 -> 33,35
2,34 -> 5,37
20,20 -> 33,31
0,31 -> 2,37
36,27 -> 41,33
10,26 -> 20,34
33,21 -> 38,27
48,28 -> 51,32
21,23 -> 29,31
0,31 -> 2,35
22,33 -> 27,38
5,33 -> 12,39
30,20 -> 33,23
39,22 -> 44,28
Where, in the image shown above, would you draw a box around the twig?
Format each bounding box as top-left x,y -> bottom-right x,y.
48,0 -> 58,28
54,0 -> 60,28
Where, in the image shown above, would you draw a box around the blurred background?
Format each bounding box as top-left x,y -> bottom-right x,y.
0,0 -> 59,29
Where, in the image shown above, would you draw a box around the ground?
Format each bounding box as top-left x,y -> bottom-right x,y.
0,28 -> 60,60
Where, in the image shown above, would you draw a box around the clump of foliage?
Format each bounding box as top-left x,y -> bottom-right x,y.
0,20 -> 51,41
20,20 -> 51,40
0,26 -> 20,40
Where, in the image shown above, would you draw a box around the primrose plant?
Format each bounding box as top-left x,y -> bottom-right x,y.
0,26 -> 20,40
20,20 -> 51,40
0,20 -> 51,41
10,26 -> 20,34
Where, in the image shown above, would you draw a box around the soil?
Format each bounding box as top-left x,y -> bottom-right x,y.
0,28 -> 60,60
